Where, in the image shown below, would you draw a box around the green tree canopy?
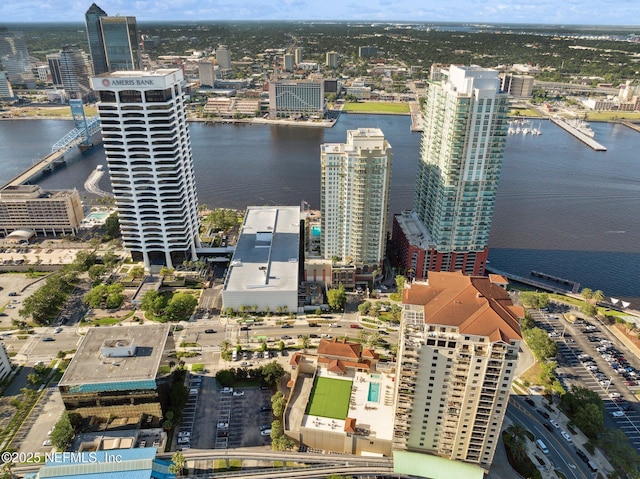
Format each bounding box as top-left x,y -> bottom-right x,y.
395,274 -> 405,292
327,283 -> 346,311
262,361 -> 285,385
164,293 -> 198,322
519,291 -> 550,309
140,290 -> 167,316
50,411 -> 74,450
103,212 -> 120,240
522,327 -> 558,361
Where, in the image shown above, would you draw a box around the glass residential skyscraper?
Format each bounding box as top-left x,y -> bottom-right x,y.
412,65 -> 509,275
91,69 -> 201,269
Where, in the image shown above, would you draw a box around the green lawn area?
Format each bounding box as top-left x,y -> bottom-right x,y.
342,102 -> 410,114
509,108 -> 543,117
586,111 -> 640,121
306,377 -> 352,420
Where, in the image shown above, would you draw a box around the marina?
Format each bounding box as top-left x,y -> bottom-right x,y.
507,119 -> 542,136
550,117 -> 607,151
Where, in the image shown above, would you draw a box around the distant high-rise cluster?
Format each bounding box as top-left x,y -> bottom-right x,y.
84,3 -> 141,75
0,29 -> 36,88
393,65 -> 509,278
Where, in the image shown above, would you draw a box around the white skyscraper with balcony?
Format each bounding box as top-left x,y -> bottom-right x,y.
91,69 -> 201,269
320,128 -> 392,272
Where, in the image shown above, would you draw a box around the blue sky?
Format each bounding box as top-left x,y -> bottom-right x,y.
1,0 -> 639,25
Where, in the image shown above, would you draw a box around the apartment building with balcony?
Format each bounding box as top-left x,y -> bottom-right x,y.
91,69 -> 201,269
392,271 -> 522,478
397,65 -> 509,277
0,185 -> 84,237
320,128 -> 392,285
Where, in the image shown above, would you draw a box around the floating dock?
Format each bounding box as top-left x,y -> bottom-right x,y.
550,118 -> 607,151
531,271 -> 580,294
621,121 -> 640,134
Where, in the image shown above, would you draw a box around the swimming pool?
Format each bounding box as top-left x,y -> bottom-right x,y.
86,211 -> 108,221
311,225 -> 321,237
367,382 -> 381,403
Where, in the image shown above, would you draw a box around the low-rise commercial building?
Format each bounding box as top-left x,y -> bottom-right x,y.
222,206 -> 301,313
58,324 -> 173,426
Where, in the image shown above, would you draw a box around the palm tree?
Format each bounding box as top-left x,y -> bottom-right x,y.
506,423 -> 528,462
580,288 -> 593,301
592,290 -> 604,303
169,452 -> 187,476
220,340 -> 231,352
300,334 -> 310,351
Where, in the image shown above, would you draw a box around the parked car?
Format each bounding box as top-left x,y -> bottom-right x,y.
561,431 -> 573,442
536,409 -> 550,420
233,390 -> 245,397
260,429 -> 271,436
204,329 -> 216,333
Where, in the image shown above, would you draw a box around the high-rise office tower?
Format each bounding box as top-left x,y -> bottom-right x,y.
85,4 -> 141,74
326,51 -> 338,69
294,47 -> 304,66
0,29 -> 36,88
46,53 -> 63,86
320,128 -> 392,271
216,45 -> 232,70
283,53 -> 295,73
85,3 -> 108,75
412,65 -> 508,276
198,59 -> 215,88
91,69 -> 201,269
393,271 -> 522,477
100,16 -> 141,71
59,46 -> 94,101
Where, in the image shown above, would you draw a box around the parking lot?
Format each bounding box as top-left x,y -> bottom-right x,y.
531,305 -> 640,452
174,372 -> 274,451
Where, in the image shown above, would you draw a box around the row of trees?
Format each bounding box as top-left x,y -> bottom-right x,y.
270,391 -> 295,451
215,361 -> 285,387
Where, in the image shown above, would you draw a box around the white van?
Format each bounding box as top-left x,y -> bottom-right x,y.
536,439 -> 549,454
232,350 -> 238,361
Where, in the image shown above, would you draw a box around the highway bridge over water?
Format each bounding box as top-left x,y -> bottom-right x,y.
2,101 -> 101,189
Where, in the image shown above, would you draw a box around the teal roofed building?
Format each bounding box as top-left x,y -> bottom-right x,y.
25,447 -> 175,479
58,324 -> 173,427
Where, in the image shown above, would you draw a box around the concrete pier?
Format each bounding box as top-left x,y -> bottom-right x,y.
550,117 -> 607,151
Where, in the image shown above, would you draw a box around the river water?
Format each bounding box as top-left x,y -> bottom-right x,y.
0,115 -> 638,306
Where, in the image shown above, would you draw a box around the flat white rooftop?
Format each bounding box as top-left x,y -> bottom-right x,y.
223,206 -> 300,294
395,210 -> 434,250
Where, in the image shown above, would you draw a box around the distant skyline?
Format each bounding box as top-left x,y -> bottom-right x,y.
1,0 -> 639,26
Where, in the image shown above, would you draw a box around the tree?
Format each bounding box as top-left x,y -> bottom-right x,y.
164,293 -> 198,322
103,212 -> 120,240
580,302 -> 597,317
262,361 -> 285,385
271,391 -> 286,418
130,265 -> 145,278
598,428 -> 640,477
580,288 -> 593,301
592,290 -> 605,303
358,301 -> 371,316
140,290 -> 167,316
169,451 -> 187,476
506,423 -> 528,462
395,274 -> 405,292
522,327 -> 558,361
300,334 -> 310,351
327,283 -> 346,311
87,264 -> 106,284
574,403 -> 604,439
519,291 -> 549,309
50,411 -> 74,450
101,251 -> 121,269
